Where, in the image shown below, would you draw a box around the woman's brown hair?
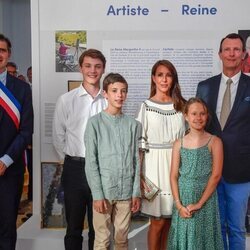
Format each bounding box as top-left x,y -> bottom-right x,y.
150,60 -> 186,112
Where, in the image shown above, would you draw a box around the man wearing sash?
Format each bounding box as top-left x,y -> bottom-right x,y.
0,34 -> 33,250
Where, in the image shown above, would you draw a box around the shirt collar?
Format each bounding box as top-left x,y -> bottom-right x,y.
102,110 -> 123,120
0,69 -> 7,86
222,71 -> 241,85
78,83 -> 104,99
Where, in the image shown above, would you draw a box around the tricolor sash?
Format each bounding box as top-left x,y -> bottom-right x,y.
0,80 -> 21,129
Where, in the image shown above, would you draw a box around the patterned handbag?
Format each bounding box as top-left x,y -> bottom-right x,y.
141,175 -> 160,201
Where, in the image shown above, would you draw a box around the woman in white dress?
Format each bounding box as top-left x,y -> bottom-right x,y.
136,60 -> 186,250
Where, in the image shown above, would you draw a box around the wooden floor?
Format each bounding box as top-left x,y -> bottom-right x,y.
17,199 -> 32,228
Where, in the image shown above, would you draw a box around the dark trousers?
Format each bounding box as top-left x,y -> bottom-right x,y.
26,147 -> 33,201
62,156 -> 94,250
0,171 -> 24,250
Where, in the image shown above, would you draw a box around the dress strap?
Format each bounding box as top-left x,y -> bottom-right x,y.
205,135 -> 213,146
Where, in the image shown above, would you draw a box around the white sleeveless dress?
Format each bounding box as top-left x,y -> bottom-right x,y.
136,99 -> 186,217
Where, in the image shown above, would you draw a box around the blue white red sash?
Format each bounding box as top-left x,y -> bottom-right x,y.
0,80 -> 21,129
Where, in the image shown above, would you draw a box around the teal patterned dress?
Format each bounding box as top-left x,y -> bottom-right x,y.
167,137 -> 223,250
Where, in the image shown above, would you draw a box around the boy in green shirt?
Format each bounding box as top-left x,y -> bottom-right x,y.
84,73 -> 141,249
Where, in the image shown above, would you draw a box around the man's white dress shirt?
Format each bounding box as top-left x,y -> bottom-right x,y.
53,84 -> 107,160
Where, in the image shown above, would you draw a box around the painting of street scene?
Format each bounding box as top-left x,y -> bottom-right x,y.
55,30 -> 87,72
41,162 -> 66,228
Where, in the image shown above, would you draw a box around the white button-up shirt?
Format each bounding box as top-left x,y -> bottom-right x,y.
52,84 -> 107,160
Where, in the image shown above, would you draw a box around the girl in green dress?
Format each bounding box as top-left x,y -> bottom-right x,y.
167,97 -> 224,250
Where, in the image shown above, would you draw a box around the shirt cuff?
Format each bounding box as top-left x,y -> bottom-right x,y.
0,154 -> 14,168
92,190 -> 105,200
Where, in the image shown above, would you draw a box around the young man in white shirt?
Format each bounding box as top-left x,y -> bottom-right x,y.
53,49 -> 107,250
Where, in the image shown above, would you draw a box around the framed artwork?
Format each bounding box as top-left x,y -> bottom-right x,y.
55,30 -> 87,73
41,162 -> 66,228
68,80 -> 82,91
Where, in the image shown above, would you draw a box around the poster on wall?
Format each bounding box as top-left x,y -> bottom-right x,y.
39,1 -> 250,162
55,30 -> 86,72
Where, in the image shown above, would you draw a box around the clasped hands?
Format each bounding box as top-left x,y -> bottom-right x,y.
178,202 -> 202,218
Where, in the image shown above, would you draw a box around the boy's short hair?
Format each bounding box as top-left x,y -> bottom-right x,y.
78,48 -> 106,68
0,33 -> 12,53
103,73 -> 128,92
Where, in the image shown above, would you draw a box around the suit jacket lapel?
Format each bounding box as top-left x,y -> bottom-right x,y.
208,74 -> 221,130
6,74 -> 14,91
209,74 -> 221,113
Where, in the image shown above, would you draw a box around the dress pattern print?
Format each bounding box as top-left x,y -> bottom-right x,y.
167,137 -> 223,250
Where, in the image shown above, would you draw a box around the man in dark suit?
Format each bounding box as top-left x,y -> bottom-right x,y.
197,33 -> 250,250
0,34 -> 33,250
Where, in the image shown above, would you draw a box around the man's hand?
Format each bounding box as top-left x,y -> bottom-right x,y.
131,197 -> 141,213
0,161 -> 7,176
93,199 -> 108,214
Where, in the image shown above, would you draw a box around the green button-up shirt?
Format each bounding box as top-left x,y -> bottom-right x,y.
84,111 -> 141,201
